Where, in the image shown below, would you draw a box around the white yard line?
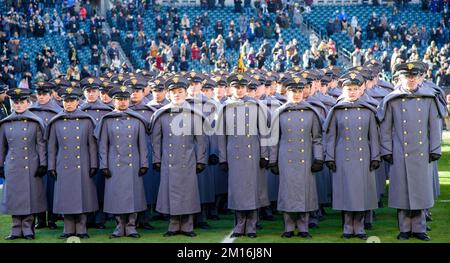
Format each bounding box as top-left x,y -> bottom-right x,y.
0,184 -> 3,190
221,230 -> 236,243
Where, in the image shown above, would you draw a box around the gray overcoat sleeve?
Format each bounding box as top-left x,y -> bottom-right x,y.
369,112 -> 381,161
88,121 -> 98,169
36,125 -> 47,167
312,114 -> 323,161
429,100 -> 442,155
47,124 -> 57,170
151,116 -> 162,164
325,112 -> 337,162
98,121 -> 109,169
379,103 -> 393,156
138,120 -> 149,168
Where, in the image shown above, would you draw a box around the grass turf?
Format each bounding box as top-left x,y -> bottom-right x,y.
1,137 -> 450,243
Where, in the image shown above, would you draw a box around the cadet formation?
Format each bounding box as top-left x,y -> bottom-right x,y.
0,61 -> 446,241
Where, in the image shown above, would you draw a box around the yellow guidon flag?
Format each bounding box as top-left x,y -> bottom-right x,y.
237,51 -> 246,73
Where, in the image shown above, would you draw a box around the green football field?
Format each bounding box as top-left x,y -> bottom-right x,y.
1,135 -> 450,244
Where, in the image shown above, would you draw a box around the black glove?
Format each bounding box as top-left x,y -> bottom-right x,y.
429,153 -> 441,163
153,163 -> 161,172
311,159 -> 324,173
101,168 -> 111,179
0,167 -> 4,179
196,163 -> 206,173
139,167 -> 148,176
369,160 -> 380,171
48,170 -> 57,180
325,161 -> 337,172
267,163 -> 279,175
259,158 -> 269,169
35,166 -> 47,177
381,154 -> 393,164
219,162 -> 228,172
208,154 -> 219,165
89,168 -> 98,178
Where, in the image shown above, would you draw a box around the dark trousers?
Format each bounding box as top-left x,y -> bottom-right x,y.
234,210 -> 257,234
113,213 -> 138,237
343,211 -> 365,235
11,214 -> 34,237
169,214 -> 194,233
283,212 -> 309,233
63,214 -> 87,235
397,209 -> 426,233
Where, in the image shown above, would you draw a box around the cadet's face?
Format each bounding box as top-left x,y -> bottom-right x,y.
255,85 -> 266,99
319,83 -> 328,93
401,74 -> 420,91
169,88 -> 187,105
303,84 -> 311,98
202,88 -> 214,98
84,88 -> 99,103
247,89 -> 256,98
287,89 -> 304,103
114,97 -> 130,111
225,86 -> 232,97
270,82 -> 277,95
52,90 -> 61,100
36,92 -> 51,104
232,86 -> 247,99
12,99 -> 29,113
214,86 -> 225,99
143,86 -> 151,96
187,83 -> 202,97
343,84 -> 361,101
0,93 -> 6,102
100,91 -> 112,103
130,88 -> 144,104
63,98 -> 79,112
152,90 -> 166,103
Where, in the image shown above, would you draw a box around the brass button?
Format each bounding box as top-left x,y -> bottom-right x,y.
76,156 -> 80,159
76,126 -> 80,130
116,126 -> 119,129
300,129 -> 304,132
288,139 -> 292,142
23,128 -> 27,131
300,118 -> 304,122
64,119 -> 67,122
169,144 -> 172,147
23,120 -> 27,123
169,133 -> 172,137
357,108 -> 361,111
404,142 -> 408,146
248,155 -> 252,159
25,166 -> 28,169
418,120 -> 421,123
24,147 -> 28,150
300,139 -> 304,142
45,118 -> 48,122
127,125 -> 132,129
358,137 -> 362,141
344,117 -> 348,120
402,109 -> 406,112
10,157 -> 14,160
420,153 -> 424,156
344,108 -> 348,111
403,120 -> 407,123
418,108 -> 421,112
117,135 -> 120,138
96,109 -> 100,112
76,118 -> 79,121
288,160 -> 292,163
301,160 -> 305,163
417,98 -> 421,101
23,137 -> 27,141
116,145 -> 120,148
345,137 -> 350,141
129,163 -> 132,167
403,131 -> 407,135
301,149 -> 304,153
235,156 -> 239,160
64,156 -> 68,159
402,98 -> 406,102
77,165 -> 81,169
345,127 -> 349,130
128,135 -> 132,138
170,113 -> 173,117
418,131 -> 422,134
63,137 -> 67,140
96,118 -> 99,121
288,149 -> 293,152
76,146 -> 80,149
346,158 -> 350,161
405,153 -> 408,157
287,118 -> 291,121
287,129 -> 292,133
358,127 -> 362,130
64,146 -> 68,150
359,158 -> 363,161
169,154 -> 172,157
359,148 -> 362,151
247,144 -> 251,148
63,127 -> 67,130
128,144 -> 132,148
76,136 -> 80,140
358,117 -> 361,120
117,164 -> 121,167
127,117 -> 130,120
419,141 -> 423,145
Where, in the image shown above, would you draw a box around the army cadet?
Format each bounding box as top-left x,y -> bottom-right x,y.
211,75 -> 229,216
99,80 -> 115,108
95,85 -> 149,239
125,77 -> 158,231
78,78 -> 113,230
46,87 -> 99,239
150,75 -> 208,237
378,62 -> 443,241
0,84 -> 11,120
0,88 -> 47,240
185,72 -> 217,230
29,81 -> 62,230
49,78 -> 72,108
147,77 -> 169,109
268,76 -> 323,238
327,67 -> 344,100
217,73 -> 270,238
300,71 -> 328,228
324,72 -> 380,240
